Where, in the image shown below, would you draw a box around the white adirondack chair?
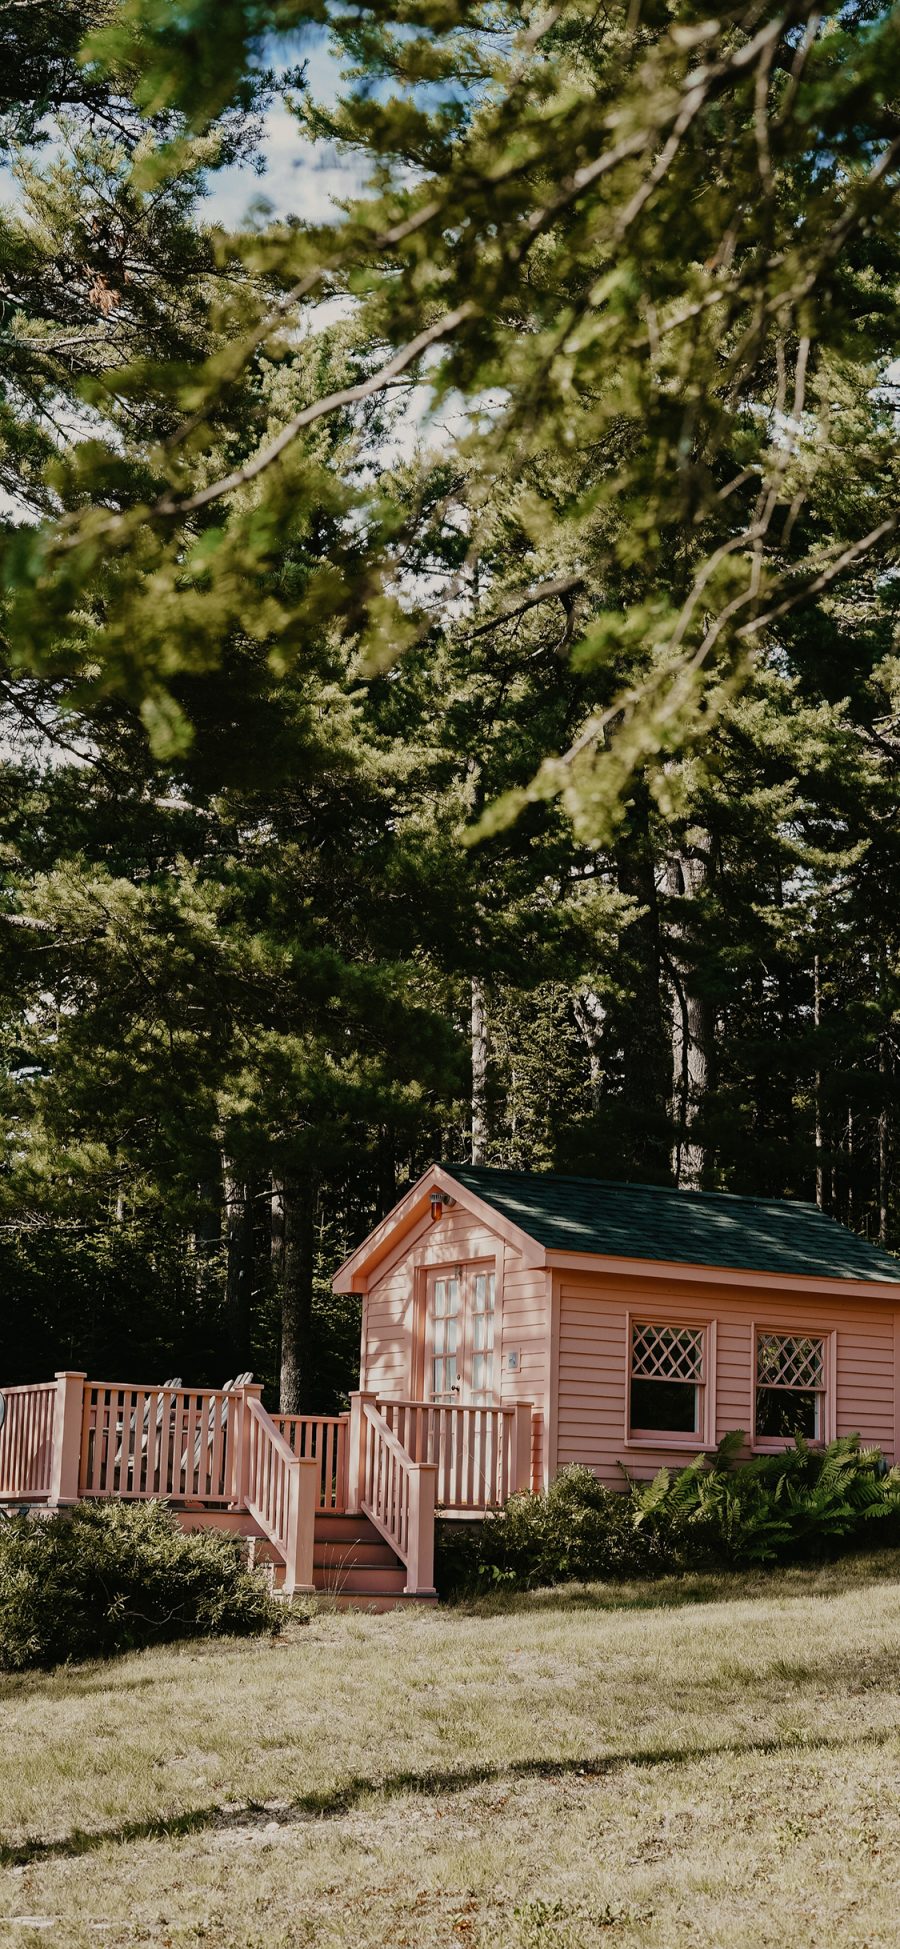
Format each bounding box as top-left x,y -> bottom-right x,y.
114,1378 -> 183,1487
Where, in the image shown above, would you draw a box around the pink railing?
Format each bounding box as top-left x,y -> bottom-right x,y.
1,1373 -> 534,1600
277,1414 -> 348,1511
378,1398 -> 533,1509
245,1396 -> 315,1596
357,1397 -> 436,1594
0,1383 -> 56,1499
79,1385 -> 234,1502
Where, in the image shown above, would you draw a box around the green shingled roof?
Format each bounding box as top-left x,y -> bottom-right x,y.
445,1165 -> 900,1284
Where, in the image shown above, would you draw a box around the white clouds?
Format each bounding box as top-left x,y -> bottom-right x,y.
206,101 -> 368,228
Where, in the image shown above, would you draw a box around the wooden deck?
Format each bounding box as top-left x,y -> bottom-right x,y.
0,1374 -> 535,1601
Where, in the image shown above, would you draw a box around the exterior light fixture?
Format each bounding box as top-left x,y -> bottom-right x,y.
429,1190 -> 456,1221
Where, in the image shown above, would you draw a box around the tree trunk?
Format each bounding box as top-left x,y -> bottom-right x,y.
222,1157 -> 253,1371
471,975 -> 489,1165
191,1172 -> 221,1312
813,953 -> 826,1210
277,1172 -> 316,1414
878,1034 -> 890,1244
376,1125 -> 397,1216
270,1177 -> 285,1279
614,797 -> 671,1179
573,990 -> 607,1114
666,829 -> 713,1191
846,1102 -> 854,1228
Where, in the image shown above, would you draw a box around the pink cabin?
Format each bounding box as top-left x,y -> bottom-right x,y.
3,1162 -> 900,1606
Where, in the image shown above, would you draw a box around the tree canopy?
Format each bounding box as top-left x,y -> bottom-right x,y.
0,0 -> 898,1407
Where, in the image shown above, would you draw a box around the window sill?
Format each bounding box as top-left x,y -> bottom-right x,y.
751,1438 -> 825,1454
625,1433 -> 709,1450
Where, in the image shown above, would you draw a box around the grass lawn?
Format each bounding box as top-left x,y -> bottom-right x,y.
3,1553 -> 900,1947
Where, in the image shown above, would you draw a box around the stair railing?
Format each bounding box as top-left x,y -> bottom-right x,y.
348,1392 -> 437,1596
242,1393 -> 317,1597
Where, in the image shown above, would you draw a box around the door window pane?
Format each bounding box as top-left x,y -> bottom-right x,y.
431,1275 -> 461,1398
470,1270 -> 496,1401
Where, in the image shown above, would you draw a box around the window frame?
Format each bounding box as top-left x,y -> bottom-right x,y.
624,1310 -> 716,1450
751,1324 -> 836,1452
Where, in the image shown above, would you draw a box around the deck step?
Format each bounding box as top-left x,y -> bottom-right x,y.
314,1563 -> 408,1595
250,1507 -> 429,1610
314,1540 -> 396,1569
266,1558 -> 408,1596
313,1513 -> 383,1544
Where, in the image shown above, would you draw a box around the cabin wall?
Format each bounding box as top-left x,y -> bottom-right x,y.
360,1208 -> 549,1477
553,1269 -> 899,1484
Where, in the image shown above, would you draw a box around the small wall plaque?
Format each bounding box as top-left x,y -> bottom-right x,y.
506,1349 -> 520,1372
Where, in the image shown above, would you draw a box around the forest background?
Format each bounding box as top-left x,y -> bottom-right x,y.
1,0 -> 899,1412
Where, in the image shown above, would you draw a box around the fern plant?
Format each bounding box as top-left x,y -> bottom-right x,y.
627,1434 -> 900,1568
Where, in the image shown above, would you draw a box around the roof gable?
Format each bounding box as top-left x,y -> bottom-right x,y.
444,1165 -> 900,1285
332,1164 -> 541,1291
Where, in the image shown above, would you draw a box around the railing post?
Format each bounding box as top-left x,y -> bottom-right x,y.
509,1400 -> 534,1497
404,1461 -> 437,1596
230,1383 -> 263,1510
347,1391 -> 378,1514
49,1372 -> 86,1505
283,1457 -> 317,1597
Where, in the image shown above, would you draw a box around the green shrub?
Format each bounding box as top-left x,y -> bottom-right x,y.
436,1465 -> 682,1596
0,1501 -> 281,1671
436,1438 -> 900,1597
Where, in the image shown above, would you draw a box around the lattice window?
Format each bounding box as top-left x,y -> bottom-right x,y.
755,1332 -> 825,1442
756,1334 -> 824,1391
629,1321 -> 705,1437
631,1323 -> 704,1385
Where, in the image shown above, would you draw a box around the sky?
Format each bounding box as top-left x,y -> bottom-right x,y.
0,31 -> 364,230
205,34 -> 367,228
209,101 -> 368,226
0,26 -> 495,521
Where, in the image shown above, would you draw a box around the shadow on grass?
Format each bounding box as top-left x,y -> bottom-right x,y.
3,1721 -> 900,1870
451,1549 -> 900,1617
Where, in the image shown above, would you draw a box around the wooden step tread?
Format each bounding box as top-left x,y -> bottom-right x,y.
314,1565 -> 408,1594
314,1516 -> 382,1542
268,1562 -> 409,1596
314,1542 -> 396,1569
253,1539 -> 402,1572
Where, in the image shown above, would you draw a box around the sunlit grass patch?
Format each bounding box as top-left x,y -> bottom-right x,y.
1,1551 -> 900,1945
